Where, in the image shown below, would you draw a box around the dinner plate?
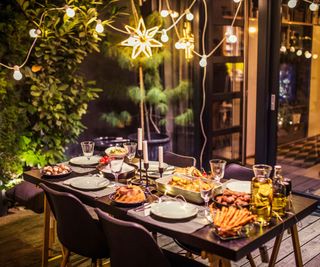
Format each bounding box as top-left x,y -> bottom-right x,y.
109,192 -> 145,207
150,201 -> 198,220
226,181 -> 251,194
69,156 -> 101,166
133,161 -> 170,172
97,163 -> 137,180
69,176 -> 110,190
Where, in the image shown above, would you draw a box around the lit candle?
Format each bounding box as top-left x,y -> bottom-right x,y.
158,146 -> 163,168
143,141 -> 148,164
138,128 -> 142,151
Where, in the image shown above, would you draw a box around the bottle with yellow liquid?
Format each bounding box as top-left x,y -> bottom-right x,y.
272,165 -> 287,217
251,164 -> 273,226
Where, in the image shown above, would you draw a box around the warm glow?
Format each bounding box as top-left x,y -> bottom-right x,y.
288,0 -> 297,9
65,6 -> 75,17
13,66 -> 22,80
161,30 -> 169,43
309,3 -> 319,12
160,10 -> 169,17
95,20 -> 104,33
248,26 -> 257,34
186,9 -> 194,21
296,49 -> 303,56
199,55 -> 207,67
121,18 -> 163,59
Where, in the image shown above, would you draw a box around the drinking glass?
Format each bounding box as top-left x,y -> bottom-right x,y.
81,141 -> 95,160
200,179 -> 213,218
110,156 -> 124,183
210,159 -> 227,182
123,142 -> 137,162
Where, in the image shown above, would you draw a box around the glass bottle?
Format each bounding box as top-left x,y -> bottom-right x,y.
251,164 -> 273,226
272,166 -> 287,217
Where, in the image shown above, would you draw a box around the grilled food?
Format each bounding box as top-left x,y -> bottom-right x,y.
42,164 -> 71,176
215,189 -> 251,207
114,185 -> 146,203
168,176 -> 212,192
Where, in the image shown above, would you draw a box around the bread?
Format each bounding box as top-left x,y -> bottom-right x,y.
114,185 -> 146,203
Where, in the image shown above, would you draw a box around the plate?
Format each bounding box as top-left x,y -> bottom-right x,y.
105,146 -> 127,157
69,156 -> 101,166
150,201 -> 198,220
133,161 -> 170,172
226,181 -> 251,194
97,163 -> 137,180
41,170 -> 72,179
109,192 -> 145,207
69,176 -> 110,190
213,194 -> 250,209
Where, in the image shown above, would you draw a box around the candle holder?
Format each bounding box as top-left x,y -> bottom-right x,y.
144,162 -> 149,192
137,149 -> 143,184
159,167 -> 164,178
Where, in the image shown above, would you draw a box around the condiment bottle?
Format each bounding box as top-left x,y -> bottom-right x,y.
272,165 -> 287,217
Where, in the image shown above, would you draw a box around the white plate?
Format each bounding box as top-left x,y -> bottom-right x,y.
133,161 -> 170,172
69,176 -> 110,190
99,163 -> 135,174
226,181 -> 251,194
69,156 -> 101,166
150,201 -> 198,220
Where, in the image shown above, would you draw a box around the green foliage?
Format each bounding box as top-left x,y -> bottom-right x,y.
100,111 -> 131,128
175,109 -> 194,126
0,0 -> 120,188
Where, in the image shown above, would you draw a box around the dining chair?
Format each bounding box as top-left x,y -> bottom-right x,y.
164,151 -> 196,167
95,208 -> 206,267
39,183 -> 109,267
224,163 -> 254,181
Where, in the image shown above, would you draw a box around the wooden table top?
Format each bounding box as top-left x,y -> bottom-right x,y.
23,169 -> 318,261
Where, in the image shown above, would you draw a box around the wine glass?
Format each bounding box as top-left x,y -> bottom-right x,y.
210,159 -> 226,183
123,142 -> 137,163
200,179 -> 213,219
110,156 -> 124,184
81,141 -> 95,161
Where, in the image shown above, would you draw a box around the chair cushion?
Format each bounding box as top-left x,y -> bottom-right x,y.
163,249 -> 206,267
6,181 -> 44,213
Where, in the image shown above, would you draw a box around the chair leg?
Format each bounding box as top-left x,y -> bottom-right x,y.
60,248 -> 70,267
186,251 -> 193,259
97,259 -> 103,267
91,259 -> 97,267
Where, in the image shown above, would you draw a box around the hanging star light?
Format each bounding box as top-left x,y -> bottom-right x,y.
121,18 -> 163,59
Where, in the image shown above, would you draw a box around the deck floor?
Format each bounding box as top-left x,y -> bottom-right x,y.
1,207 -> 320,267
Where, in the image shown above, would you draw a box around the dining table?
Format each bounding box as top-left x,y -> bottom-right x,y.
23,165 -> 318,267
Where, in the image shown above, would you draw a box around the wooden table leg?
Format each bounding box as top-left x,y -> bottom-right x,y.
42,196 -> 50,267
268,231 -> 284,267
246,253 -> 256,267
291,224 -> 303,267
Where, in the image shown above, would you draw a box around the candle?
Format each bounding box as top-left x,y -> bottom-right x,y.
158,146 -> 163,168
143,140 -> 148,163
137,128 -> 142,151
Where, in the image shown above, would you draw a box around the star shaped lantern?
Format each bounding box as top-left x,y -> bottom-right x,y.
121,18 -> 163,59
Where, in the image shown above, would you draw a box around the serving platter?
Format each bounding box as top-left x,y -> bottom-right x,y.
69,176 -> 110,190
150,201 -> 198,220
69,155 -> 101,166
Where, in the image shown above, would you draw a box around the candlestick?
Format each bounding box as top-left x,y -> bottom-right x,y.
158,146 -> 163,168
143,140 -> 148,164
144,162 -> 149,191
138,128 -> 142,151
137,149 -> 143,183
159,167 -> 164,178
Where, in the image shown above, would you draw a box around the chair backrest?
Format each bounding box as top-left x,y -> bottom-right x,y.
224,163 -> 254,181
95,208 -> 170,267
164,151 -> 196,168
39,183 -> 109,259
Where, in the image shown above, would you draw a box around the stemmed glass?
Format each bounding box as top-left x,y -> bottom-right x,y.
210,159 -> 226,183
123,142 -> 137,163
109,156 -> 124,184
81,141 -> 95,161
200,179 -> 214,219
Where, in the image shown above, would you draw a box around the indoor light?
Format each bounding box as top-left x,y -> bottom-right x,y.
13,66 -> 22,81
227,34 -> 238,43
29,29 -> 41,38
160,10 -> 169,17
280,45 -> 287,53
186,9 -> 194,21
161,30 -> 169,43
309,3 -> 319,12
296,49 -> 303,56
290,46 -> 295,52
305,51 -> 312,58
65,6 -> 75,18
95,20 -> 104,33
313,53 -> 318,59
199,55 -> 207,67
288,0 -> 298,9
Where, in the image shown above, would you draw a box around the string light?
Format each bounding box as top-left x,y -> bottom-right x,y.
280,45 -> 287,53
305,50 -> 312,58
13,66 -> 23,81
170,11 -> 179,18
199,55 -> 207,67
288,0 -> 298,9
121,18 -> 162,59
186,9 -> 194,21
227,34 -> 238,43
160,9 -> 169,17
29,29 -> 41,38
175,41 -> 183,49
95,20 -> 104,33
309,2 -> 319,11
161,30 -> 169,42
290,46 -> 296,52
233,0 -> 241,2
65,5 -> 75,18
313,53 -> 318,59
296,49 -> 303,56
249,26 -> 257,34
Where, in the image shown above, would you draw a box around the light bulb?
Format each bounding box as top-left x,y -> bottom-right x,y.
180,42 -> 187,49
290,46 -> 295,52
29,29 -> 38,38
13,66 -> 22,81
280,45 -> 287,53
186,9 -> 194,21
65,6 -> 75,17
160,10 -> 169,17
175,41 -> 182,49
296,49 -> 302,56
233,0 -> 241,3
228,34 -> 238,43
248,26 -> 257,34
95,20 -> 104,33
199,55 -> 207,67
171,11 -> 179,18
127,36 -> 137,46
288,0 -> 297,9
161,30 -> 169,42
313,53 -> 318,59
309,3 -> 319,11
305,51 -> 312,58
